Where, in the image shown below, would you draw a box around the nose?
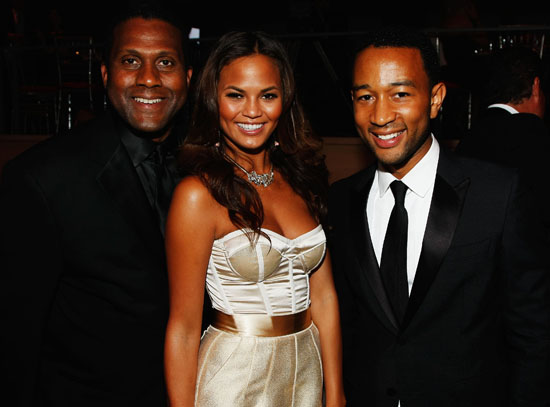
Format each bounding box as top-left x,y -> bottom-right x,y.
136,62 -> 161,88
370,97 -> 396,126
243,98 -> 261,119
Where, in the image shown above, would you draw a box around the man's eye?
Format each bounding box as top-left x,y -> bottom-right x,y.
122,57 -> 139,65
158,59 -> 174,67
395,92 -> 410,98
357,94 -> 373,101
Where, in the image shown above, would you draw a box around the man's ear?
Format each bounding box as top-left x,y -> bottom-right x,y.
101,63 -> 108,88
532,76 -> 541,98
186,67 -> 193,86
430,82 -> 446,119
530,76 -> 546,118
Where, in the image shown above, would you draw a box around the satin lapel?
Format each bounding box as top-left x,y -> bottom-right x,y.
96,140 -> 165,259
401,154 -> 470,331
350,170 -> 399,333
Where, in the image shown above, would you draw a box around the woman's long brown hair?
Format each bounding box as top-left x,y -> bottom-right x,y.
178,31 -> 328,238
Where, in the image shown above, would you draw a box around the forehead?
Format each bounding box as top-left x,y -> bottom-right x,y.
353,46 -> 427,88
219,54 -> 281,86
111,17 -> 183,57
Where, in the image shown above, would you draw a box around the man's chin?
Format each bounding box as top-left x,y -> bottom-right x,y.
376,148 -> 417,172
373,149 -> 403,166
125,120 -> 172,141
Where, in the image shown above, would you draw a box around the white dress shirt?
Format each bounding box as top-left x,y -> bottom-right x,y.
366,135 -> 440,294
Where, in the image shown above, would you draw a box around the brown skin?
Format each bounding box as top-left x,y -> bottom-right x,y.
164,55 -> 345,407
101,17 -> 192,142
509,76 -> 546,119
218,54 -> 283,165
352,46 -> 446,178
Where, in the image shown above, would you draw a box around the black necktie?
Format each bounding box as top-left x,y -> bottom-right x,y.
380,180 -> 409,325
145,144 -> 176,236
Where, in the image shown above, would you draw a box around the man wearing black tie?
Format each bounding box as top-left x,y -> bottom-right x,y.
0,3 -> 191,406
328,26 -> 550,406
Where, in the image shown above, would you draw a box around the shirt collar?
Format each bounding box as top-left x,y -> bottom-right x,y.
115,116 -> 161,168
377,134 -> 440,198
488,103 -> 519,114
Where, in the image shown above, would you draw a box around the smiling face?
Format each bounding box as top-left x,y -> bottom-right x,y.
352,46 -> 445,177
217,54 -> 283,155
101,17 -> 192,140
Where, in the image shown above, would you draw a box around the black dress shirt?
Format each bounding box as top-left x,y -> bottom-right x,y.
117,119 -> 180,235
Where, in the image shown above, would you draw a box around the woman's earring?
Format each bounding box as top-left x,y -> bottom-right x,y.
216,129 -> 223,148
274,140 -> 280,147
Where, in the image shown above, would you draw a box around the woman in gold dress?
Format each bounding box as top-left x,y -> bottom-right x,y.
164,31 -> 345,407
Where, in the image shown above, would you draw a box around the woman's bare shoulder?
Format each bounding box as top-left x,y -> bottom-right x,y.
170,175 -> 218,216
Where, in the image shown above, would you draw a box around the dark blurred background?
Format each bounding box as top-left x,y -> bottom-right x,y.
2,0 -> 550,143
4,0 -> 548,38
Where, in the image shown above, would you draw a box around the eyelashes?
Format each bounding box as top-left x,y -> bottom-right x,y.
224,92 -> 280,100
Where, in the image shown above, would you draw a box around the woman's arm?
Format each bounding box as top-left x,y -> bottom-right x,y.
310,250 -> 346,407
164,176 -> 219,407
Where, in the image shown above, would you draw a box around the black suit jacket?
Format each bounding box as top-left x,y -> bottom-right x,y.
456,107 -> 550,230
456,107 -> 549,166
1,113 -> 170,406
328,148 -> 550,406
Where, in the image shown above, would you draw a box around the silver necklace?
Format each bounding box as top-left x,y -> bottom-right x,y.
223,153 -> 274,187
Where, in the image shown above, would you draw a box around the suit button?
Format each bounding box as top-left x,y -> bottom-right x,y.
387,388 -> 397,396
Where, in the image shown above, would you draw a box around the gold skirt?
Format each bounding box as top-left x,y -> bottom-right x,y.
195,312 -> 323,406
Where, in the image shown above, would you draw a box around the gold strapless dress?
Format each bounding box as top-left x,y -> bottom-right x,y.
195,226 -> 326,407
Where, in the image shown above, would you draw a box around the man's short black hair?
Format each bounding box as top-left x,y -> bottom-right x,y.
481,46 -> 545,106
102,1 -> 190,67
352,25 -> 441,88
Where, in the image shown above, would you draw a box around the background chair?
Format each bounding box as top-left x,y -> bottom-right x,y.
53,35 -> 103,133
5,44 -> 59,134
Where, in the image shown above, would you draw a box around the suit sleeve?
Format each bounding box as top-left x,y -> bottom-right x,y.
0,161 -> 64,406
327,181 -> 360,396
501,172 -> 550,405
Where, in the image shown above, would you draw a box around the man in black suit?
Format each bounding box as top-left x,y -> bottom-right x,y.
456,45 -> 550,230
0,3 -> 192,406
328,26 -> 549,406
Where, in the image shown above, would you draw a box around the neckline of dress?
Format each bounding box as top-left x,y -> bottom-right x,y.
216,224 -> 323,244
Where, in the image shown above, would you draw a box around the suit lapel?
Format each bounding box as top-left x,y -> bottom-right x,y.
350,168 -> 399,333
92,114 -> 165,259
401,150 -> 470,331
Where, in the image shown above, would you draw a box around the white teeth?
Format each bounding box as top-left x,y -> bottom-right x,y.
134,97 -> 162,104
377,131 -> 402,140
237,123 -> 263,131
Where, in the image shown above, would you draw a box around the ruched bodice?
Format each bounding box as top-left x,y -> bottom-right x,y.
206,224 -> 326,316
